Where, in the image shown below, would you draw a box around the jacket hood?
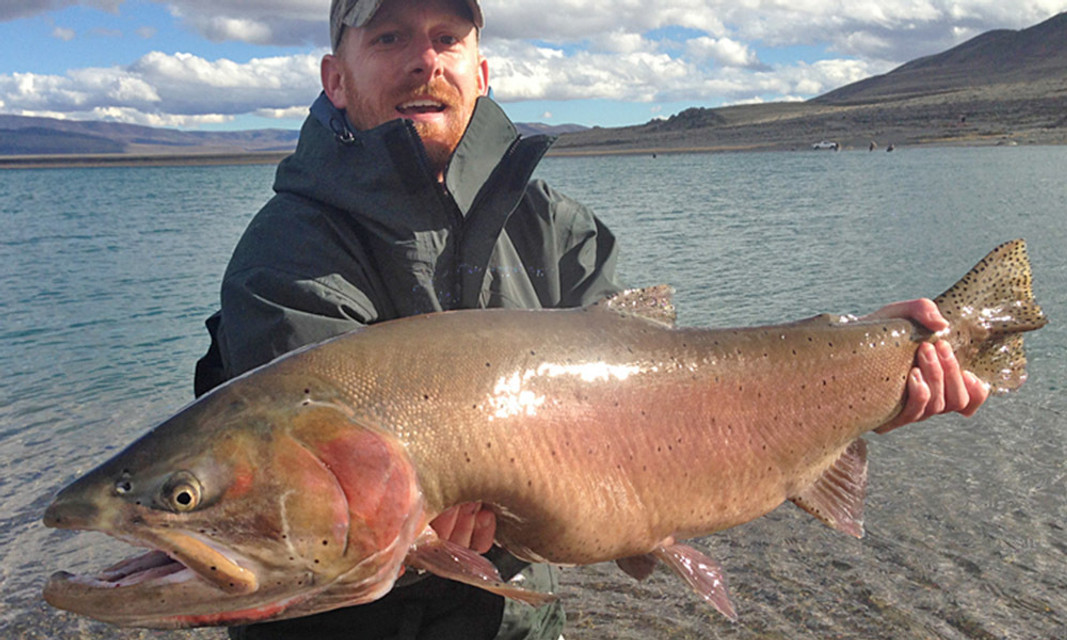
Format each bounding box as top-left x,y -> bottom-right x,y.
275,93 -> 548,220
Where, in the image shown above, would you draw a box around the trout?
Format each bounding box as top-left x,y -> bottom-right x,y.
43,240 -> 1047,627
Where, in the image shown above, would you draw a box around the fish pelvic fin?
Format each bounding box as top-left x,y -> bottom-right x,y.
652,542 -> 738,622
935,239 -> 1048,394
590,285 -> 677,327
406,531 -> 557,607
616,553 -> 658,581
791,438 -> 868,538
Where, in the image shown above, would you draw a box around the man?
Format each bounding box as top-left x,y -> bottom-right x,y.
195,0 -> 988,637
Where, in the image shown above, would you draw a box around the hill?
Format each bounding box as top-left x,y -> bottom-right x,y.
0,114 -> 300,157
554,12 -> 1067,154
0,111 -> 586,163
815,12 -> 1067,104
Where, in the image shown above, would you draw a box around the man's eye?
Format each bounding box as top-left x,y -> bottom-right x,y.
375,33 -> 398,45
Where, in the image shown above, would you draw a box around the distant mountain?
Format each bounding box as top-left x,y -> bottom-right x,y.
814,12 -> 1067,104
514,122 -> 590,137
0,112 -> 586,157
0,114 -> 300,156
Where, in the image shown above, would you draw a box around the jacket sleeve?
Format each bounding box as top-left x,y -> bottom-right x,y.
194,198 -> 385,396
520,179 -> 625,308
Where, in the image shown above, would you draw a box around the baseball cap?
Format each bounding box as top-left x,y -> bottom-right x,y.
330,0 -> 484,50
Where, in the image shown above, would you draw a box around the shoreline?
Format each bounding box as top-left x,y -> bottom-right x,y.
2,138 -> 1062,170
0,150 -> 291,170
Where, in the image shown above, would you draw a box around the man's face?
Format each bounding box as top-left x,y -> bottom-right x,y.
322,0 -> 488,176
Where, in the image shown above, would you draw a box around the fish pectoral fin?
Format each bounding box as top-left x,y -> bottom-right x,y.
616,553 -> 658,581
652,542 -> 737,622
405,535 -> 557,607
791,438 -> 868,538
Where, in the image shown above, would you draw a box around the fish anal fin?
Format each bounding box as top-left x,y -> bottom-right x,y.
405,532 -> 556,607
590,286 -> 676,327
653,542 -> 738,621
616,553 -> 658,581
791,438 -> 868,538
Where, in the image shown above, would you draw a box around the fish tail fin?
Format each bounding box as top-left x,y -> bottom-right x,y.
934,239 -> 1048,394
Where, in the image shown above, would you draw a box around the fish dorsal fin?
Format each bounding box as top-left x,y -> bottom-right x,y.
933,239 -> 1048,394
652,542 -> 737,621
405,531 -> 557,607
791,438 -> 868,538
590,285 -> 676,327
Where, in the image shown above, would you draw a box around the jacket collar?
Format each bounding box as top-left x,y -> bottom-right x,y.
301,93 -> 536,218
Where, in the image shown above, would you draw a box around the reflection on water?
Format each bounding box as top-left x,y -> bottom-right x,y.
1,147 -> 1064,639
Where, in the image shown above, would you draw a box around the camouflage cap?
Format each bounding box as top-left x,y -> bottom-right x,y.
330,0 -> 484,50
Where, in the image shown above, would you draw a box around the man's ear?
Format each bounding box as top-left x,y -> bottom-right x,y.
321,54 -> 347,109
478,56 -> 489,97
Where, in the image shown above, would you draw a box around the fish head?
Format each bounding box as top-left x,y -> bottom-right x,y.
43,370 -> 425,628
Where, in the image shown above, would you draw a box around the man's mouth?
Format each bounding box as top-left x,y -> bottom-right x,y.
397,100 -> 446,116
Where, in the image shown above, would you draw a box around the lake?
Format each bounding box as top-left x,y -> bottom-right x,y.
1,145 -> 1064,639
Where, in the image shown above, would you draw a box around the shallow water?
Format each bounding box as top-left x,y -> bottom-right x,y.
1,146 -> 1064,639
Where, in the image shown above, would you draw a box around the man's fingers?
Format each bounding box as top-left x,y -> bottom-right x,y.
917,342 -> 946,419
960,371 -> 990,417
470,509 -> 496,554
936,340 -> 969,414
863,298 -> 948,333
876,366 -> 929,434
450,502 -> 479,548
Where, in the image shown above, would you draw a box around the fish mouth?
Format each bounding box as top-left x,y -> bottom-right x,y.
46,529 -> 258,599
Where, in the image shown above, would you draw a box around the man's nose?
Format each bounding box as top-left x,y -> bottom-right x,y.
406,34 -> 442,79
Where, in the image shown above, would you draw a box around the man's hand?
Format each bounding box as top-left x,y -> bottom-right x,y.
430,502 -> 496,554
863,298 -> 989,434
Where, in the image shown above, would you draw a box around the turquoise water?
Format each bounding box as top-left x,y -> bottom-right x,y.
1,146 -> 1064,639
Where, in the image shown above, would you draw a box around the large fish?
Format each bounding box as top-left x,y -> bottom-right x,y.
43,240 -> 1047,628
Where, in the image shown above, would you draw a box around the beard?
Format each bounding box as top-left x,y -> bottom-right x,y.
343,75 -> 473,178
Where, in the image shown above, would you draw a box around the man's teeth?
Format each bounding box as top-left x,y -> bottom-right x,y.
399,101 -> 445,112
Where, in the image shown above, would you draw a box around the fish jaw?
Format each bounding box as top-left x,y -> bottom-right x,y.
41,376 -> 427,628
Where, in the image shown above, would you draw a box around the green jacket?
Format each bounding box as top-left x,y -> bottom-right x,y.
196,94 -> 621,392
197,94 -> 622,639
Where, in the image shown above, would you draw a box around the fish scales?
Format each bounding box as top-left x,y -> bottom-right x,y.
280,308 -> 922,564
41,239 -> 1047,627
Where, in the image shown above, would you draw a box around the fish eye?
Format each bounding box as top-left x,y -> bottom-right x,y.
161,471 -> 202,512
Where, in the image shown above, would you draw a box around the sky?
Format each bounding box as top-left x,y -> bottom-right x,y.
2,0 -> 1066,132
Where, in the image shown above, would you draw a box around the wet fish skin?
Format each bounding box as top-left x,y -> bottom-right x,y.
42,240 -> 1046,627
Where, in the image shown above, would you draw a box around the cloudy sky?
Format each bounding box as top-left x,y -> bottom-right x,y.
2,0 -> 1065,130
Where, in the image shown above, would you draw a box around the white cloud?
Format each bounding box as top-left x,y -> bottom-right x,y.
0,51 -> 322,125
0,0 -> 120,22
52,26 -> 76,41
686,36 -> 767,69
254,105 -> 310,119
2,0 -> 1066,127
